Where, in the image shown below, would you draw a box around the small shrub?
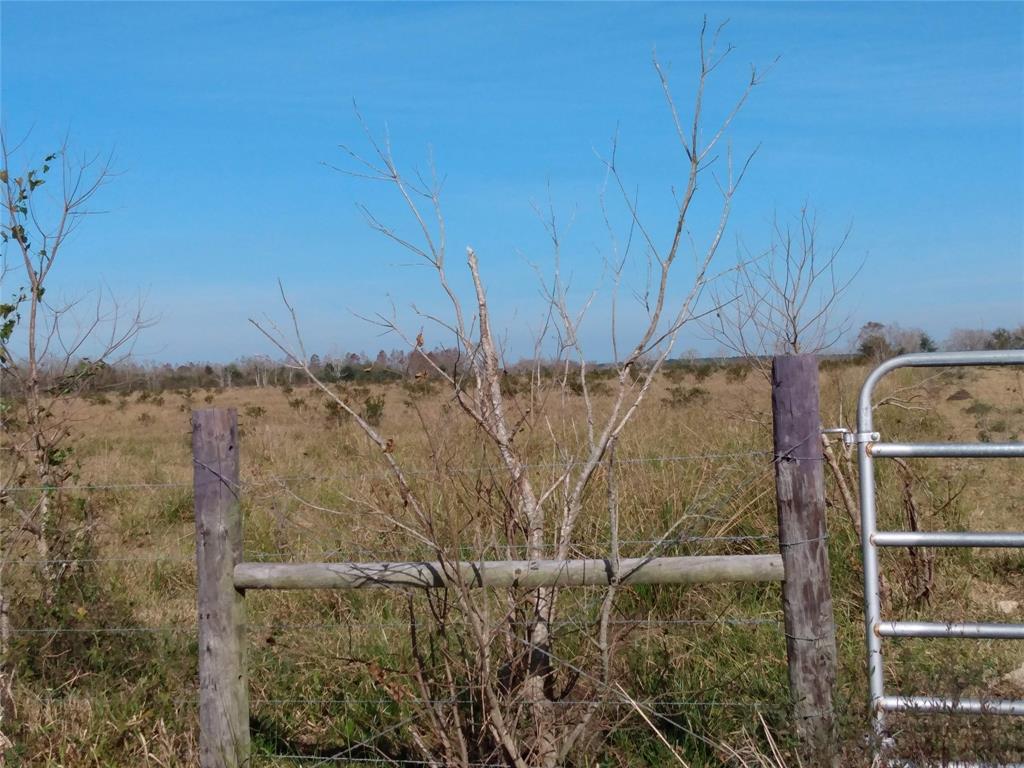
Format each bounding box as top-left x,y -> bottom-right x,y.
244,405 -> 266,420
724,363 -> 750,383
137,412 -> 155,425
965,401 -> 995,416
151,395 -> 165,407
690,362 -> 716,382
363,394 -> 385,427
661,385 -> 710,408
500,372 -> 520,397
568,377 -> 613,397
203,393 -> 215,404
177,390 -> 195,413
662,366 -> 687,383
287,397 -> 307,413
323,399 -> 348,428
403,378 -> 437,398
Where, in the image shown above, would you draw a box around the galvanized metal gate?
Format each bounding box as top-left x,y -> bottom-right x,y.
856,350 -> 1024,766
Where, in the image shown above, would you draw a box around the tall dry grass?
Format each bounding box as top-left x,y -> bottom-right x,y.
5,362 -> 1023,765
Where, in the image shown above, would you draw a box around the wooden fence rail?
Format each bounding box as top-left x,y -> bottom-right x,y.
234,554 -> 784,590
193,354 -> 837,768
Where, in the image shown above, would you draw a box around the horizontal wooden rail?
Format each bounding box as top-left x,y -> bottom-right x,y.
234,554 -> 784,590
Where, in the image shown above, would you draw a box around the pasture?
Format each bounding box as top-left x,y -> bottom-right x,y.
6,360 -> 1024,766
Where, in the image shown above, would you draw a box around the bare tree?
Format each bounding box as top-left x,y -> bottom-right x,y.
698,205 -> 861,540
703,205 -> 859,378
0,133 -> 151,750
254,21 -> 766,767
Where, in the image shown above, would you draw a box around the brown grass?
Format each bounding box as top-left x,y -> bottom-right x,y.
6,363 -> 1023,766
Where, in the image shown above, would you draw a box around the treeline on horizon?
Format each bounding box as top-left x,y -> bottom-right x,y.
2,321 -> 1022,398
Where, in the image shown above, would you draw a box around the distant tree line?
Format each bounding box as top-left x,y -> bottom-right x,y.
854,322 -> 1024,363
0,324 -> 1020,399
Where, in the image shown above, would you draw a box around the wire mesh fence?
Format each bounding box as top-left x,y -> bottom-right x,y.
4,445 -> 798,766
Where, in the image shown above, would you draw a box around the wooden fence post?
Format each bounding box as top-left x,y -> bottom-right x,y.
193,409 -> 250,767
771,355 -> 838,764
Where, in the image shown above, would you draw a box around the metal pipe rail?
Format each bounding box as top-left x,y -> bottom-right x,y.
868,442 -> 1024,458
856,349 -> 1024,765
876,621 -> 1024,640
879,695 -> 1024,716
873,531 -> 1024,548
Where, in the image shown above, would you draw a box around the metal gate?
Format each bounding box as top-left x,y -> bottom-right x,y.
856,350 -> 1024,766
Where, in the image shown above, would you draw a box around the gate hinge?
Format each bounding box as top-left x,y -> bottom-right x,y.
823,427 -> 880,446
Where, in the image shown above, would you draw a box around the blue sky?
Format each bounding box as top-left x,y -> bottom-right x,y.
1,1 -> 1021,363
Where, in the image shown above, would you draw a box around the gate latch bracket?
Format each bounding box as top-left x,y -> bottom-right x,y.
823,427 -> 880,447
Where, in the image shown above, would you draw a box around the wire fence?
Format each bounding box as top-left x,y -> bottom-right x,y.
239,599 -> 789,768
10,366 -> 1021,766
6,446 -> 790,766
1,448 -> 775,494
8,616 -> 785,636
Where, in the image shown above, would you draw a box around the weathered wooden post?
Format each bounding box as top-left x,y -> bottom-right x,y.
771,355 -> 837,764
193,409 -> 250,767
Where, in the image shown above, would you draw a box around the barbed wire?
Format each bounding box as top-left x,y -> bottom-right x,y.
5,436 -> 789,765
247,618 -> 781,631
251,697 -> 766,708
1,532 -> 775,567
252,757 -> 503,766
1,480 -> 194,493
4,555 -> 194,565
243,534 -> 774,562
635,424 -> 823,567
270,607 -> 782,768
8,625 -> 196,635
239,463 -> 790,768
6,450 -> 782,641
0,448 -> 772,493
24,684 -> 776,717
8,616 -> 783,636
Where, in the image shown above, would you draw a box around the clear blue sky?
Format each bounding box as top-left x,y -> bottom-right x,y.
2,1 -> 1021,363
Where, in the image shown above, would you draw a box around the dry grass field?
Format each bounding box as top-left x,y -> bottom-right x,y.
7,361 -> 1024,766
